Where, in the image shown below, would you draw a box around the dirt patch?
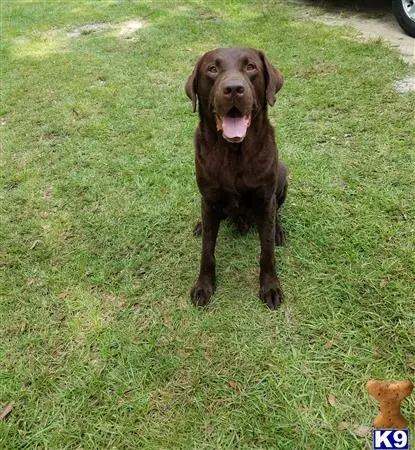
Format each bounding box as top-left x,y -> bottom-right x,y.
118,19 -> 146,38
67,23 -> 111,39
67,19 -> 146,39
394,75 -> 415,92
66,19 -> 146,39
12,18 -> 148,58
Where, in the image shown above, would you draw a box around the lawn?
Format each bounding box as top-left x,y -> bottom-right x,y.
1,1 -> 414,448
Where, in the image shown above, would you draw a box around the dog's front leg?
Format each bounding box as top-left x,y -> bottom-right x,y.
255,196 -> 283,309
191,197 -> 220,306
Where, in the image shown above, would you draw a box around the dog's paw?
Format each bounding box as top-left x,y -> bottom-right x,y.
193,220 -> 202,237
259,279 -> 283,310
191,280 -> 214,306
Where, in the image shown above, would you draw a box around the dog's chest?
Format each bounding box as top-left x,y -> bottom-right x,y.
200,147 -> 261,192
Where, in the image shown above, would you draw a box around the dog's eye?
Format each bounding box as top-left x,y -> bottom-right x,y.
246,63 -> 257,72
208,65 -> 218,74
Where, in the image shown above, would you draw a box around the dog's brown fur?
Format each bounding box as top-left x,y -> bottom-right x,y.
186,48 -> 287,309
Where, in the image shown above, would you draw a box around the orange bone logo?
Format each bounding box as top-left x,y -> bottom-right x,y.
367,380 -> 413,429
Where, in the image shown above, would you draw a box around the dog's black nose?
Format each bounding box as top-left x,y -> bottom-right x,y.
223,81 -> 245,97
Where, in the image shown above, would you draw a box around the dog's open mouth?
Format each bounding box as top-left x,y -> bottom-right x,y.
216,107 -> 251,143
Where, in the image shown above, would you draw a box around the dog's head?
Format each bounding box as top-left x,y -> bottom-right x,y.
185,48 -> 283,143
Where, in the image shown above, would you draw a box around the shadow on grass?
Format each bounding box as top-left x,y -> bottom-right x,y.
293,0 -> 391,16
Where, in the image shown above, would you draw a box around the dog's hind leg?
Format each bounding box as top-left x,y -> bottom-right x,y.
275,162 -> 288,246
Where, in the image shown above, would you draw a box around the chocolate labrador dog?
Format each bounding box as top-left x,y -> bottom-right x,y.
185,48 -> 287,309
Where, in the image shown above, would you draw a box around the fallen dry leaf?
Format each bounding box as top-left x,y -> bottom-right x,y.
324,340 -> 335,349
30,240 -> 41,250
380,277 -> 391,288
296,402 -> 306,413
374,349 -> 388,359
44,186 -> 52,201
0,401 -> 14,420
328,394 -> 336,407
227,380 -> 239,390
19,320 -> 27,333
353,425 -> 371,438
337,420 -> 349,431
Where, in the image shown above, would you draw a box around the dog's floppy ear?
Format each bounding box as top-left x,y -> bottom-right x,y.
185,56 -> 203,113
259,51 -> 284,107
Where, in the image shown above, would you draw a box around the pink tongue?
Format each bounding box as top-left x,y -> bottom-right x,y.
222,116 -> 249,139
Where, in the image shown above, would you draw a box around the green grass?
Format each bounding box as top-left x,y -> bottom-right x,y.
1,1 -> 414,448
